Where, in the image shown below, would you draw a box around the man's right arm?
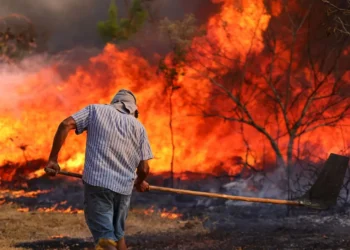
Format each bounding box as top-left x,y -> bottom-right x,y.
135,160 -> 150,192
135,127 -> 153,192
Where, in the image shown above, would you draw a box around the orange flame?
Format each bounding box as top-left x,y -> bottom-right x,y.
0,189 -> 51,199
142,206 -> 182,219
37,205 -> 83,214
17,207 -> 29,212
50,235 -> 66,239
0,0 -> 349,182
160,207 -> 183,219
143,206 -> 155,216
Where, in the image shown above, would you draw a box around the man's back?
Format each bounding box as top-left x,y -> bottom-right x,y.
72,104 -> 153,195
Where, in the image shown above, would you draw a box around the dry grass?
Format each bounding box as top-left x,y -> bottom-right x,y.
0,204 -> 206,249
0,204 -> 89,249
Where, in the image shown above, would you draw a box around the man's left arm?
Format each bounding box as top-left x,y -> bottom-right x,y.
45,117 -> 77,176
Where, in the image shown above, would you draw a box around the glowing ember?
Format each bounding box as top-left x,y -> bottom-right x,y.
50,235 -> 66,239
37,205 -> 83,214
143,206 -> 155,216
12,205 -> 83,213
17,207 -> 29,212
142,206 -> 182,219
160,207 -> 182,219
0,189 -> 51,199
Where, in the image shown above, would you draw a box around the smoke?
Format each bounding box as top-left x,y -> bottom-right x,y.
0,0 -> 219,56
0,54 -> 57,113
0,0 -> 221,122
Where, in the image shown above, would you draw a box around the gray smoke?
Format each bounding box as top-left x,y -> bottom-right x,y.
0,0 -> 219,56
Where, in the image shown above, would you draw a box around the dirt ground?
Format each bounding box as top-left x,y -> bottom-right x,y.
2,203 -> 350,250
0,203 -> 207,250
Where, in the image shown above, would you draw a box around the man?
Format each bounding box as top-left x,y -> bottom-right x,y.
45,89 -> 153,250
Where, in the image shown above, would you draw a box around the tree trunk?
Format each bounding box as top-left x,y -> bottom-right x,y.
286,136 -> 295,215
169,87 -> 175,188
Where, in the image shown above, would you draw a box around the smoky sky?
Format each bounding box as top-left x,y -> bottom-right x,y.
0,0 -> 219,56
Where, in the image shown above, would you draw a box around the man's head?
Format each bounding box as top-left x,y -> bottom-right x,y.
110,89 -> 138,117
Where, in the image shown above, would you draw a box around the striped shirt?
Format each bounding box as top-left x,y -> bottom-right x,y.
71,104 -> 153,195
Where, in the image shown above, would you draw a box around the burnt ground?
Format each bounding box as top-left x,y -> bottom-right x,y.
3,174 -> 350,249
12,214 -> 350,250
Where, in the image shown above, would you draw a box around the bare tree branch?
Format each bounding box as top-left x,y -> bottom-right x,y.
322,0 -> 350,36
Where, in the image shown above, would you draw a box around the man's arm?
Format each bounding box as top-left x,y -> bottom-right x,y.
134,160 -> 150,192
45,117 -> 76,175
135,160 -> 150,183
135,127 -> 153,192
49,117 -> 77,161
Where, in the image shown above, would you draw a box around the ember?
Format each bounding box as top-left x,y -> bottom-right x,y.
49,235 -> 66,239
141,206 -> 183,219
14,204 -> 83,214
17,207 -> 29,212
37,205 -> 83,214
160,207 -> 182,219
0,189 -> 51,199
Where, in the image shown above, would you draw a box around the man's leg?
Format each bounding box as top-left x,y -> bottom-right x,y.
113,193 -> 131,250
84,182 -> 118,250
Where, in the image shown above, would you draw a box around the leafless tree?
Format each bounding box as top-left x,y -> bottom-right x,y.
0,14 -> 38,64
322,0 -> 350,36
160,2 -> 350,198
158,15 -> 203,187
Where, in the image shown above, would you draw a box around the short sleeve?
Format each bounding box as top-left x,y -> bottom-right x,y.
71,105 -> 91,135
140,128 -> 153,161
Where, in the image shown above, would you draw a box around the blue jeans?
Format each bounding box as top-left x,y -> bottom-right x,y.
83,182 -> 131,243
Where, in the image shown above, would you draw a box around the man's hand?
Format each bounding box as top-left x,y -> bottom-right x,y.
44,160 -> 61,176
134,180 -> 149,192
135,160 -> 150,192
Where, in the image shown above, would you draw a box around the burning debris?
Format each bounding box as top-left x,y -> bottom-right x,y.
0,0 -> 349,249
36,205 -> 83,214
0,0 -> 348,185
0,188 -> 51,198
138,206 -> 183,219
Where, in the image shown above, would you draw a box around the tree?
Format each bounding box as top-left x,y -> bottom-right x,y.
157,15 -> 203,187
97,0 -> 148,43
160,1 -> 350,198
0,14 -> 38,63
322,0 -> 350,36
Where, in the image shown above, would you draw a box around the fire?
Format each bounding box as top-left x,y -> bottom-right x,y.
34,200 -> 83,213
0,189 -> 51,199
160,207 -> 182,219
10,199 -> 83,213
17,207 -> 29,212
143,206 -> 155,216
142,206 -> 182,219
50,235 -> 66,239
0,0 -> 349,182
37,205 -> 83,214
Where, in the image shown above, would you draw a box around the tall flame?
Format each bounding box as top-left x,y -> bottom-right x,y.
0,0 -> 349,182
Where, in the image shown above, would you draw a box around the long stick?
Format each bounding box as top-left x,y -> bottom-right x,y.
57,171 -> 301,206
149,185 -> 300,205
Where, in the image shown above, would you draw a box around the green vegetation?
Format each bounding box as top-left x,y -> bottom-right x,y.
97,0 -> 148,43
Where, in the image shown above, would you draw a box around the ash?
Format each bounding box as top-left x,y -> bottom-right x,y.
4,173 -> 350,249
